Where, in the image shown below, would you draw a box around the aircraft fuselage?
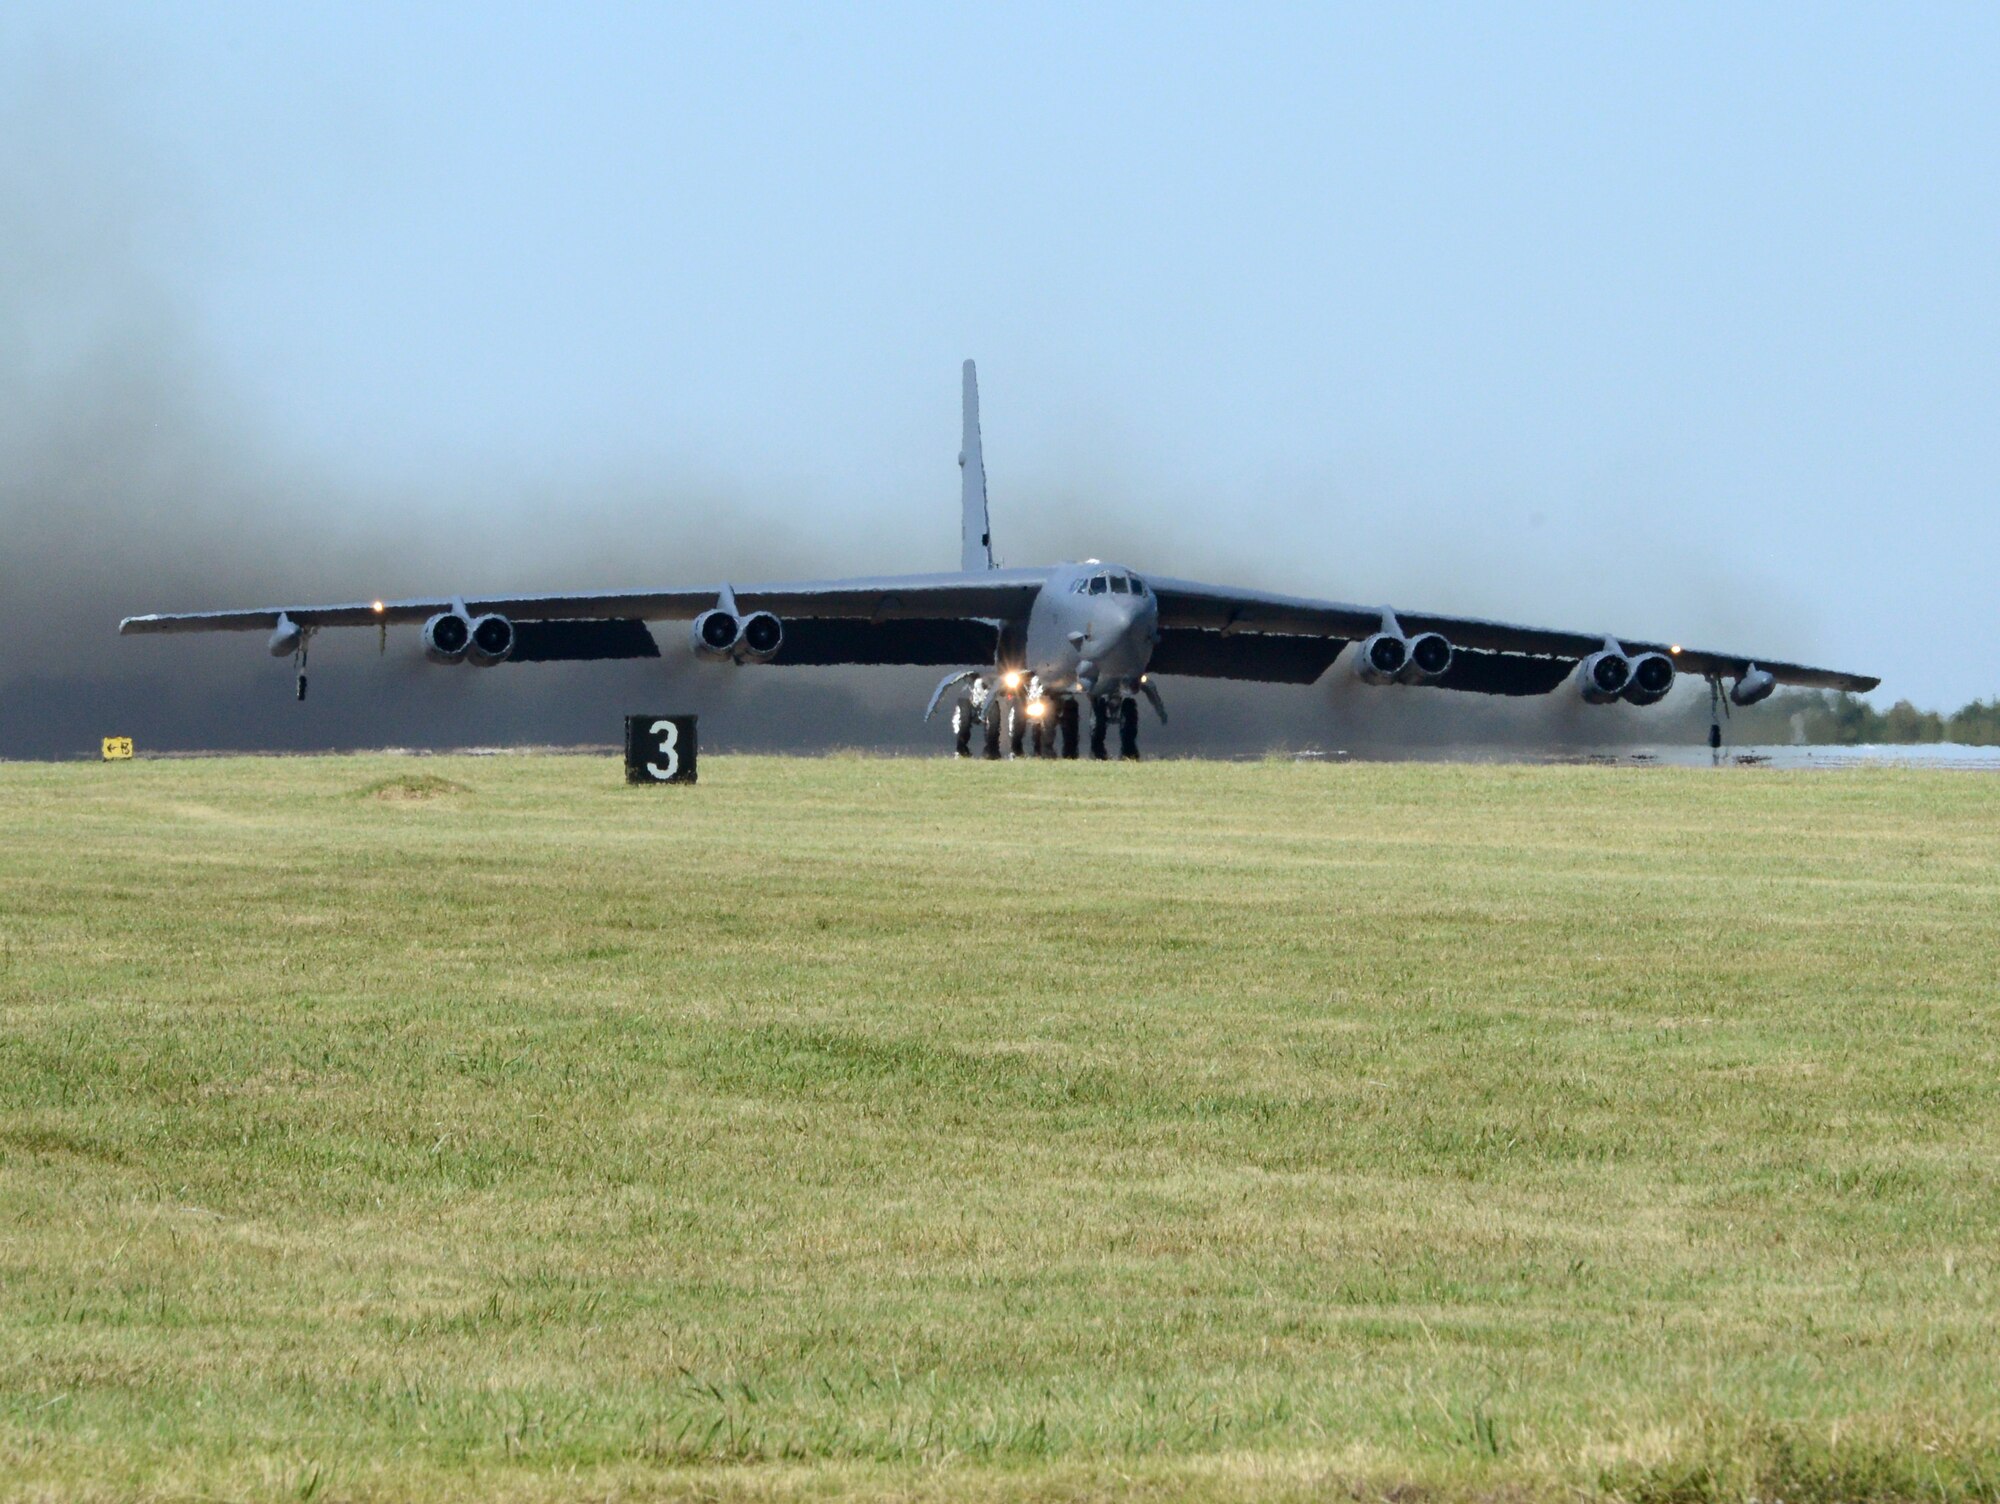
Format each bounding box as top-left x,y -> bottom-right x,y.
1019,562 -> 1159,698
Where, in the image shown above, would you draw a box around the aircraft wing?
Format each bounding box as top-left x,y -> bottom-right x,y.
119,571 -> 1050,634
1145,575 -> 1880,693
120,571 -> 1048,668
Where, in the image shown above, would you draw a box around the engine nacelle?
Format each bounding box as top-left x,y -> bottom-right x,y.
1731,665 -> 1777,706
737,611 -> 783,663
1398,631 -> 1453,684
692,609 -> 741,661
267,614 -> 302,659
423,611 -> 472,664
1353,632 -> 1409,686
1621,651 -> 1676,707
1578,649 -> 1631,704
465,613 -> 515,667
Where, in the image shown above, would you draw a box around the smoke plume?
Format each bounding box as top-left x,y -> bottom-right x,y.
0,65 -> 1784,762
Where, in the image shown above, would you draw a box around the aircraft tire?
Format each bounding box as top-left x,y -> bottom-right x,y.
952,698 -> 974,757
982,697 -> 1004,760
1089,697 -> 1110,760
1058,698 -> 1080,760
1119,697 -> 1140,760
1008,700 -> 1027,758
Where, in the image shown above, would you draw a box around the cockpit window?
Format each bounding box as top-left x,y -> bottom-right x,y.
1109,575 -> 1130,594
1128,576 -> 1145,595
1088,575 -> 1108,594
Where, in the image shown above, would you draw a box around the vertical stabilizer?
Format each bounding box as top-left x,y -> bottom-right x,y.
959,359 -> 994,571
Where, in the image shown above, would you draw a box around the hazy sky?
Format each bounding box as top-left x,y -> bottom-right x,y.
4,3 -> 1997,712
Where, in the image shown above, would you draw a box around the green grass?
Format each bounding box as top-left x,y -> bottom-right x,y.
1,753 -> 1996,1502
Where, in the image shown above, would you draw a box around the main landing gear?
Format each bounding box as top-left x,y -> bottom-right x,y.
1089,697 -> 1142,760
950,688 -> 1015,760
1057,697 -> 1080,759
943,676 -> 1158,762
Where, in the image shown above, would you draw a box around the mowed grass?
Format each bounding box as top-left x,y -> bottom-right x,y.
1,753 -> 1997,1503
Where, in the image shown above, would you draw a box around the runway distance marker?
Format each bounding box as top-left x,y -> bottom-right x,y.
625,715 -> 697,785
101,737 -> 134,761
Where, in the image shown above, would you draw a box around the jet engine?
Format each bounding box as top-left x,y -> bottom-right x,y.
267,614 -> 302,658
692,609 -> 741,661
1621,651 -> 1676,707
737,611 -> 783,663
1398,631 -> 1454,684
1731,665 -> 1777,706
1353,632 -> 1409,686
1578,649 -> 1631,704
465,613 -> 515,667
423,610 -> 472,664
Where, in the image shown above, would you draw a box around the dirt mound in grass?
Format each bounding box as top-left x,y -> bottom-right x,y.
355,772 -> 471,803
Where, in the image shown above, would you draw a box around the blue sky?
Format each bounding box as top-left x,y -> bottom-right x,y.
6,3 -> 1997,706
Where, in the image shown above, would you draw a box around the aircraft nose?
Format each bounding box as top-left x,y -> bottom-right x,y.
1087,597 -> 1154,674
1088,598 -> 1139,641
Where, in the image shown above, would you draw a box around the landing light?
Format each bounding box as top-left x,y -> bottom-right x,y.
1001,671 -> 1022,691
372,600 -> 385,613
1670,644 -> 1681,654
1025,700 -> 1046,718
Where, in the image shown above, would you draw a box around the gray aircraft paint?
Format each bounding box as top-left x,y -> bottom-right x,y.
1021,562 -> 1160,697
959,360 -> 994,574
120,363 -> 1879,747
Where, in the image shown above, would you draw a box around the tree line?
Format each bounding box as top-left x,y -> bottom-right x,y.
1723,690 -> 2000,746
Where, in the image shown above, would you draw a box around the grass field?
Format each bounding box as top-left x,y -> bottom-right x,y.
1,753 -> 1997,1503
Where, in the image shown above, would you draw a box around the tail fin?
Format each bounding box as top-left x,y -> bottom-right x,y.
959,359 -> 994,571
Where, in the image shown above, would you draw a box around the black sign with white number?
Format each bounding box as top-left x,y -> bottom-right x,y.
625,715 -> 698,785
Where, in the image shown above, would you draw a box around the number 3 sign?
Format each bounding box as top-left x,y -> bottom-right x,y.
625,715 -> 698,785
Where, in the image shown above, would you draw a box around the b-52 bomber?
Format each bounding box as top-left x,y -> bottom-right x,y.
123,361 -> 1877,759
